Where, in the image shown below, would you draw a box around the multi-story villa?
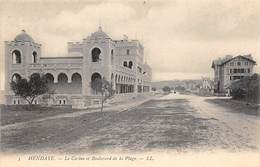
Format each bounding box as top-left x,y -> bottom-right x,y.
211,54 -> 256,93
4,27 -> 152,108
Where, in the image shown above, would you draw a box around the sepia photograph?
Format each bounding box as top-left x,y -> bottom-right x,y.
0,0 -> 259,166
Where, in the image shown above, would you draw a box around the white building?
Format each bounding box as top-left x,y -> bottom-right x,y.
4,27 -> 152,107
211,55 -> 256,93
201,77 -> 213,90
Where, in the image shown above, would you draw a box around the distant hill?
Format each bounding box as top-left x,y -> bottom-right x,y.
151,80 -> 202,90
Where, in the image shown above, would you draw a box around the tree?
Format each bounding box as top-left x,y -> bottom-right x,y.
90,77 -> 115,112
230,74 -> 259,103
175,85 -> 186,91
162,86 -> 171,93
10,73 -> 49,105
151,87 -> 157,91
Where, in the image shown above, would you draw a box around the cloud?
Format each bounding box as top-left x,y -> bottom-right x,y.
0,0 -> 259,85
44,2 -> 136,35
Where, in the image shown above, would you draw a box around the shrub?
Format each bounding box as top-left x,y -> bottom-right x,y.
230,74 -> 259,102
162,86 -> 171,93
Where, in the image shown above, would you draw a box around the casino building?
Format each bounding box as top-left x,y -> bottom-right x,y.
4,27 -> 152,108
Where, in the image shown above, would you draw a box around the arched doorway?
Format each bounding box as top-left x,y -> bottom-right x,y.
91,72 -> 102,95
71,73 -> 82,94
44,73 -> 55,94
91,72 -> 101,82
55,73 -> 69,94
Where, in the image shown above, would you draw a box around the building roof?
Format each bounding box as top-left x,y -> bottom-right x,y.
14,30 -> 35,42
221,55 -> 256,65
89,26 -> 110,39
211,55 -> 256,68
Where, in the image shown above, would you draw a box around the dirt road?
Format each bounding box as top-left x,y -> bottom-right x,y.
1,93 -> 259,153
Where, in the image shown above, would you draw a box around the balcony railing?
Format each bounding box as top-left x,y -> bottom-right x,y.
113,65 -> 135,74
30,63 -> 82,69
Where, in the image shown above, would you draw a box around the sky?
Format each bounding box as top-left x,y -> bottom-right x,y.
0,0 -> 260,90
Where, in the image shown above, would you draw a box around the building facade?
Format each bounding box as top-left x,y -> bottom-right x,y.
211,55 -> 256,93
4,27 -> 152,108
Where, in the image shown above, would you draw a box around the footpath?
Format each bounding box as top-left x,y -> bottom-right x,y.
0,94 -> 156,130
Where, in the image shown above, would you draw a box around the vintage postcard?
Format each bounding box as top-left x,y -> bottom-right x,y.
0,0 -> 259,167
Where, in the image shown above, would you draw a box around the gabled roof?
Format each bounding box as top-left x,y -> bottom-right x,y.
220,55 -> 256,65
211,55 -> 256,68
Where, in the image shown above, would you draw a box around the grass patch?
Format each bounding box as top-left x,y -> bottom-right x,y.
0,105 -> 81,126
206,99 -> 259,116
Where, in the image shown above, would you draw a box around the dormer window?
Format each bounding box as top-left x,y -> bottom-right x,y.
12,50 -> 21,64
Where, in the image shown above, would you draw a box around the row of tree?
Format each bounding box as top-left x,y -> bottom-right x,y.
160,86 -> 186,93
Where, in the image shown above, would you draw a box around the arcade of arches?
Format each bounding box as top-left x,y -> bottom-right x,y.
11,72 -> 148,96
91,72 -> 135,95
112,73 -> 135,94
11,73 -> 83,95
45,72 -> 82,94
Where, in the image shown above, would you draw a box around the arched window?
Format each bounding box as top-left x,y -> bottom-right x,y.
11,73 -> 22,83
58,73 -> 68,83
123,61 -> 127,67
32,51 -> 37,63
12,50 -> 21,64
91,48 -> 101,62
129,61 -> 133,69
71,73 -> 82,83
45,73 -> 54,84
